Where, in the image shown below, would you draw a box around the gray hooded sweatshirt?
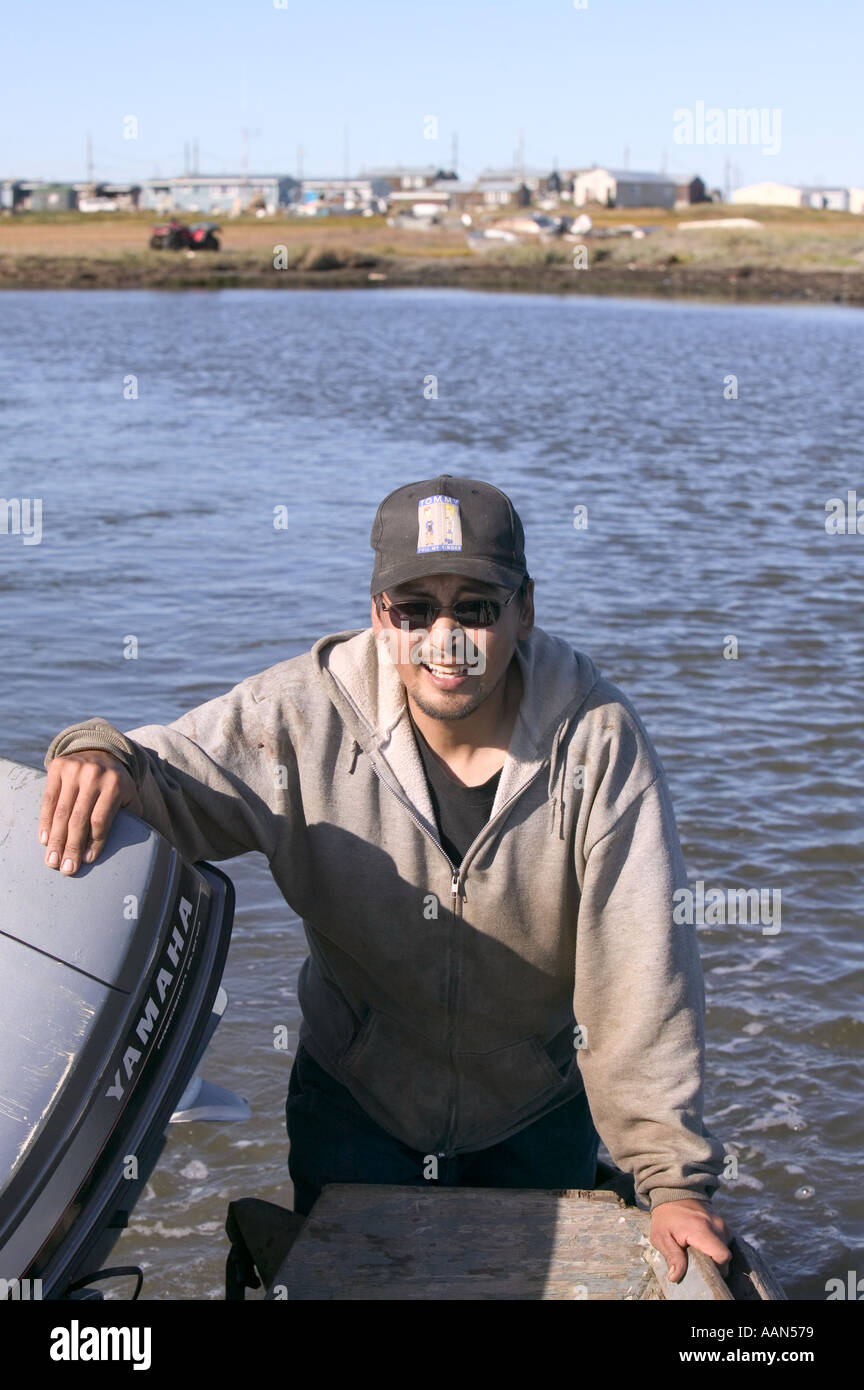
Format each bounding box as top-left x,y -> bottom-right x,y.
44,624 -> 726,1209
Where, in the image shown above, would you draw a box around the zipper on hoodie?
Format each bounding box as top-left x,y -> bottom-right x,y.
367,759 -> 464,1152
367,759 -> 460,882
443,866 -> 463,1150
369,755 -> 549,1152
439,770 -> 550,1148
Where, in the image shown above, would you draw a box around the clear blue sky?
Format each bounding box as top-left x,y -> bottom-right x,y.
3,0 -> 860,189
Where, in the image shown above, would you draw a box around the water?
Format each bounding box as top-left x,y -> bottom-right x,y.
1,288 -> 861,1300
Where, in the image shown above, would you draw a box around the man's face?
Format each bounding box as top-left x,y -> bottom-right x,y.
370,572 -> 534,721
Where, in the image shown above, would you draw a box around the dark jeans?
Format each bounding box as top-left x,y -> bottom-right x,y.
285,1042 -> 601,1217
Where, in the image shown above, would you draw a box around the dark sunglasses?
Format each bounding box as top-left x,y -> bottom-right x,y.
376,585 -> 523,631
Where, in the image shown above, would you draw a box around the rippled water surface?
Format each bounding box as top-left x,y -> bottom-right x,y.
1,289 -> 861,1300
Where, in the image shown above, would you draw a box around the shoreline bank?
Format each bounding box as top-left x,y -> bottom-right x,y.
2,253 -> 863,306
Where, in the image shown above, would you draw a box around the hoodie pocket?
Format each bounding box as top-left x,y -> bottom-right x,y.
338,1010 -> 377,1071
336,1014 -> 572,1152
455,1035 -> 570,1147
336,1010 -> 452,1151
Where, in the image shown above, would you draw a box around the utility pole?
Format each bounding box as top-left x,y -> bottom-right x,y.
622,145 -> 630,170
297,143 -> 304,182
451,131 -> 458,176
241,128 -> 248,188
184,142 -> 189,176
192,139 -> 199,175
86,132 -> 93,184
343,124 -> 350,180
516,128 -> 525,178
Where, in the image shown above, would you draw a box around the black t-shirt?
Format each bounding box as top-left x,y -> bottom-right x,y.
412,720 -> 502,868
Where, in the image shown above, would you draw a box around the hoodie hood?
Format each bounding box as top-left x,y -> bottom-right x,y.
312,625 -> 601,844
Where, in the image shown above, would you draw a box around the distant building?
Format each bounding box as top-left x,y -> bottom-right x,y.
849,188 -> 864,215
476,167 -> 553,197
730,182 -> 802,207
475,179 -> 531,208
533,169 -> 581,210
801,186 -> 850,212
296,176 -> 389,213
555,169 -> 589,202
2,181 -> 77,212
573,168 -> 676,209
76,182 -> 141,211
361,165 -> 455,192
431,178 -> 479,212
674,176 -> 709,208
1,179 -> 143,213
140,174 -> 299,215
386,187 -> 452,214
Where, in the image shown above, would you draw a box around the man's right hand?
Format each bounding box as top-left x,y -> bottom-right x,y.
39,750 -> 144,875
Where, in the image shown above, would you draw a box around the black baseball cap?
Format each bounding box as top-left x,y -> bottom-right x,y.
370,474 -> 528,595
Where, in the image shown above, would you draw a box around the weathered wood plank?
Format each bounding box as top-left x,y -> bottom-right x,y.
267,1184 -> 659,1301
262,1183 -> 784,1301
643,1241 -> 736,1301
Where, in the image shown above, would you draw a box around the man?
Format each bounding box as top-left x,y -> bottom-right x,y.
39,474 -> 730,1285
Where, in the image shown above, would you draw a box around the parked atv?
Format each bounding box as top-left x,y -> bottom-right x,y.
149,220 -> 221,251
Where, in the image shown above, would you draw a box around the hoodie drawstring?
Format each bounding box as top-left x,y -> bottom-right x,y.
547,717 -> 574,839
346,738 -> 360,775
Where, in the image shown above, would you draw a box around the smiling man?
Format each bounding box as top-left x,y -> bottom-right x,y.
39,473 -> 730,1286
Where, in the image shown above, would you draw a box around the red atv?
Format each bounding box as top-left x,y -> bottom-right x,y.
149,220 -> 221,251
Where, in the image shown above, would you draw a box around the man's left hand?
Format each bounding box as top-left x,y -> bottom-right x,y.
649,1198 -> 732,1285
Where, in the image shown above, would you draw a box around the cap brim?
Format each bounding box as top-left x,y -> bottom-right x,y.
371,553 -> 525,596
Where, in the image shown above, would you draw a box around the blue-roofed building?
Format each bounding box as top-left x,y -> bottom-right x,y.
574,168 -> 677,209
140,174 -> 299,215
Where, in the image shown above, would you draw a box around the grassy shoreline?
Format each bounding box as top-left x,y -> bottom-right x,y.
2,206 -> 864,305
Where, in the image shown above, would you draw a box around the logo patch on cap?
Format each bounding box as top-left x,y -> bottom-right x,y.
417,495 -> 463,553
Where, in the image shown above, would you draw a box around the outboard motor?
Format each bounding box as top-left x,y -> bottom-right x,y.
0,757 -> 239,1299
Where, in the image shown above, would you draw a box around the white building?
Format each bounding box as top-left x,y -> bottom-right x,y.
803,186 -> 858,212
732,181 -> 864,213
801,187 -> 849,212
730,182 -> 802,208
573,168 -> 676,209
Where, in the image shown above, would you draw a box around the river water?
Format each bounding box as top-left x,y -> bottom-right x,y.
1,288 -> 861,1300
